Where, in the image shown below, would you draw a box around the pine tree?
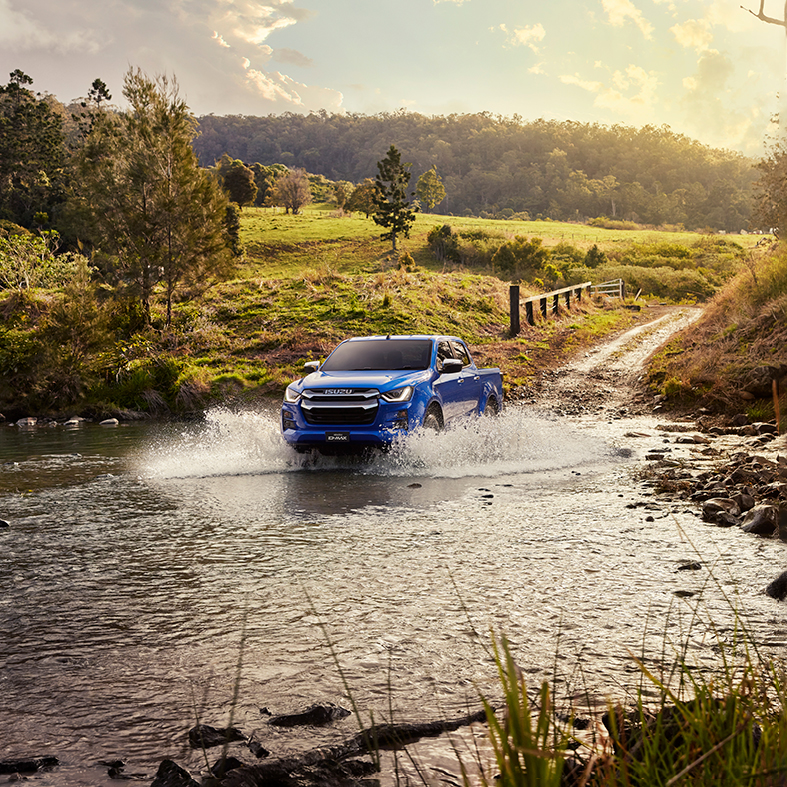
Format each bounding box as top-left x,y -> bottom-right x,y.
73,68 -> 233,326
373,145 -> 418,253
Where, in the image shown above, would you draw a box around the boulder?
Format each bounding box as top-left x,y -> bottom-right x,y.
188,724 -> 246,749
766,571 -> 787,601
15,417 -> 37,427
731,492 -> 756,513
267,702 -> 351,727
150,759 -> 199,787
701,498 -> 740,526
740,505 -> 779,536
0,757 -> 58,774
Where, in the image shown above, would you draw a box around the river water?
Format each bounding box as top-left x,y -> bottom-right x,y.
1,407 -> 786,785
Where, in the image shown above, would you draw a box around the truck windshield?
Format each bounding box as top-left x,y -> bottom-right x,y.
320,339 -> 432,371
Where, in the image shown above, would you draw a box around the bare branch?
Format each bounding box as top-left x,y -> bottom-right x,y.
741,0 -> 787,27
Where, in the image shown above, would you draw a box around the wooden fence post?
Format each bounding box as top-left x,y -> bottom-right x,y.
509,285 -> 520,336
525,301 -> 534,326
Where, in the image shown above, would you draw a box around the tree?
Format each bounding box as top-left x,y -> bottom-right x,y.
373,145 -> 418,253
250,163 -> 287,207
217,155 -> 258,206
73,68 -> 233,326
271,168 -> 312,214
415,166 -> 446,212
752,137 -> 787,236
346,178 -> 376,217
333,180 -> 354,210
0,70 -> 66,228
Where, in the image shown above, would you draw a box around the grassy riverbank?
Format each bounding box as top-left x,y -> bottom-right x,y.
0,206 -> 765,419
644,246 -> 787,420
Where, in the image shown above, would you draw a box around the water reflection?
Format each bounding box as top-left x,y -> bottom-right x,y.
0,409 -> 782,786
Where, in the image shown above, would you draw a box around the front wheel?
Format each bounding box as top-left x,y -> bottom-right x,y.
483,395 -> 500,416
422,404 -> 444,431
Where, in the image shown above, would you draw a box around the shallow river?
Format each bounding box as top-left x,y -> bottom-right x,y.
1,407 -> 786,785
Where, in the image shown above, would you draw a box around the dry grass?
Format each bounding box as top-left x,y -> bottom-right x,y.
644,248 -> 787,414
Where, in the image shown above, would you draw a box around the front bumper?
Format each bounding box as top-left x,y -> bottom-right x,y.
280,401 -> 415,451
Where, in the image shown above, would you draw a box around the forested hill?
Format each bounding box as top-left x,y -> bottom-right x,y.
193,112 -> 755,231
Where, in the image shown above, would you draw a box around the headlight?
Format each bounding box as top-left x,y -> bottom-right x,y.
284,386 -> 301,403
381,386 -> 414,403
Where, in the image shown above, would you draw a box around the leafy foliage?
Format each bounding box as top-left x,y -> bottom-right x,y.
415,165 -> 446,211
0,70 -> 66,228
216,155 -> 258,206
191,112 -> 755,231
71,68 -> 233,326
491,236 -> 549,281
271,168 -> 312,214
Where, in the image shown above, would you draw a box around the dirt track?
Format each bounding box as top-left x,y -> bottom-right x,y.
529,305 -> 702,418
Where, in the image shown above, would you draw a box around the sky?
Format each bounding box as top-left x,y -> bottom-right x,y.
2,0 -> 786,155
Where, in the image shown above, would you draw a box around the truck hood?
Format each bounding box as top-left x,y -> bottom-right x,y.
295,369 -> 430,392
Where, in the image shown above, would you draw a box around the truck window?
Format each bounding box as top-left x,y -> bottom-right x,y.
450,340 -> 472,367
436,341 -> 453,372
321,339 -> 432,371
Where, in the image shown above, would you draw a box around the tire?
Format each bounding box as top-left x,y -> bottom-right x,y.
422,404 -> 444,431
484,396 -> 500,416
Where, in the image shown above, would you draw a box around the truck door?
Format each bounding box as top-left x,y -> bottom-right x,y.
433,339 -> 462,420
451,340 -> 482,416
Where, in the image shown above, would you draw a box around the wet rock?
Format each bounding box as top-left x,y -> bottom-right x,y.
766,571 -> 787,601
150,759 -> 199,787
100,418 -> 119,426
0,757 -> 59,774
731,492 -> 756,513
247,740 -> 270,759
741,364 -> 787,398
701,498 -> 740,526
15,417 -> 37,427
188,724 -> 246,749
730,413 -> 750,427
676,562 -> 703,571
267,702 -> 351,727
740,505 -> 779,536
211,755 -> 246,778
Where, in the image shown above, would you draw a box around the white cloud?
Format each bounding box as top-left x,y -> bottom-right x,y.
670,18 -> 713,51
560,64 -> 659,119
528,63 -> 546,75
600,0 -> 654,39
212,31 -> 231,48
511,23 -> 546,53
0,0 -> 102,54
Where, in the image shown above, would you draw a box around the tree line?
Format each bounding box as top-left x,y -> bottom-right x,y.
192,111 -> 756,231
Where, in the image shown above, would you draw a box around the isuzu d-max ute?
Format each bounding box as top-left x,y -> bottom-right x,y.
280,334 -> 504,453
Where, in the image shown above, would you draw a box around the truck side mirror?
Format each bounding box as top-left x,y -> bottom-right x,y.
441,358 -> 463,374
303,361 -> 320,373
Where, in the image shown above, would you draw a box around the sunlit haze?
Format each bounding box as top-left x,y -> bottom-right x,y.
1,0 -> 785,154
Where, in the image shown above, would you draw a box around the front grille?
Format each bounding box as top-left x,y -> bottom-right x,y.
301,388 -> 379,426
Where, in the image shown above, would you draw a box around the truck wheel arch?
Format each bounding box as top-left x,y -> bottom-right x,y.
422,403 -> 444,430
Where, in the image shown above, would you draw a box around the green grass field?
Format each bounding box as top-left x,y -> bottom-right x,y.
240,204 -> 761,278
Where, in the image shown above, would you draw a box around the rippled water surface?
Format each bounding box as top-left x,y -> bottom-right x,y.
1,408 -> 785,785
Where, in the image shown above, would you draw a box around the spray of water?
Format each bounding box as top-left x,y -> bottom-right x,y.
137,406 -> 620,481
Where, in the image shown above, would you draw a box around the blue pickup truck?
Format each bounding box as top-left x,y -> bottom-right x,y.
280,335 -> 503,453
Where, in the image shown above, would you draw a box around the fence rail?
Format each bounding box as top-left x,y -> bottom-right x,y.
591,278 -> 626,299
509,281 -> 592,335
508,278 -> 626,335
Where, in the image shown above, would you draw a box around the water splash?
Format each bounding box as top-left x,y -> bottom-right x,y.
137,406 -> 618,480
